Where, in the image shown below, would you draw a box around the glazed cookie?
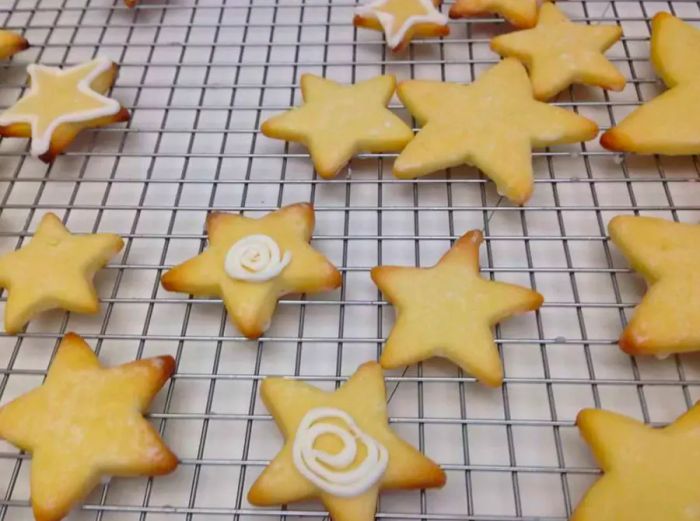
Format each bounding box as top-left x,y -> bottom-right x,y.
0,332 -> 178,521
573,404 -> 700,521
0,213 -> 124,334
0,29 -> 29,59
394,58 -> 598,205
449,0 -> 537,28
372,230 -> 543,387
0,57 -> 130,163
261,74 -> 413,179
247,361 -> 446,521
491,3 -> 625,100
161,203 -> 341,339
354,0 -> 449,52
601,13 -> 700,154
608,215 -> 700,357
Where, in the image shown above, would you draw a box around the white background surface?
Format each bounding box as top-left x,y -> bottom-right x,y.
1,0 -> 700,519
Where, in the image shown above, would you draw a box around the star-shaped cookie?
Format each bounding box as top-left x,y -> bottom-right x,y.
261,74 -> 413,179
449,0 -> 537,28
601,13 -> 700,154
0,57 -> 130,163
0,332 -> 178,521
0,29 -> 29,59
371,230 -> 543,387
394,58 -> 598,205
573,404 -> 700,521
608,215 -> 700,357
354,0 -> 449,52
161,203 -> 341,339
491,3 -> 625,100
0,212 -> 124,334
247,361 -> 446,521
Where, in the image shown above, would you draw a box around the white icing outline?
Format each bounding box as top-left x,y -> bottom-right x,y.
292,407 -> 389,497
224,234 -> 292,282
355,0 -> 448,49
0,57 -> 121,157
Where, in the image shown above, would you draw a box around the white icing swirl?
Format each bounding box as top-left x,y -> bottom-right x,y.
224,234 -> 291,282
292,407 -> 389,497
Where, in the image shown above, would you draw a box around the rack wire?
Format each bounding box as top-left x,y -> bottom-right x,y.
1,0 -> 700,519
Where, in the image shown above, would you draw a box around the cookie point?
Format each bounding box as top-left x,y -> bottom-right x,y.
154,355 -> 177,378
599,129 -> 627,152
653,11 -> 672,23
575,407 -> 597,428
618,327 -> 644,355
61,331 -> 82,343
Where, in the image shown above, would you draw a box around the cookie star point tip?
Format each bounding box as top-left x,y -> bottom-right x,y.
161,203 -> 341,339
0,57 -> 130,163
354,0 -> 449,52
261,74 -> 413,179
0,29 -> 29,59
0,332 -> 177,521
0,212 -> 124,334
247,361 -> 445,521
600,12 -> 700,155
490,3 -> 625,100
373,229 -> 543,387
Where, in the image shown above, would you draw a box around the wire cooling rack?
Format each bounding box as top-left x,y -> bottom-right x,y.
1,0 -> 700,519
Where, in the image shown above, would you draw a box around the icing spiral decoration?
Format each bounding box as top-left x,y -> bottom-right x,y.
224,234 -> 292,282
292,407 -> 389,497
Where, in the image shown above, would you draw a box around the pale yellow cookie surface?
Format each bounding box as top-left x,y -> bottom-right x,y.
247,362 -> 446,521
573,404 -> 700,521
372,230 -> 543,387
0,212 -> 123,334
261,74 -> 413,179
491,3 -> 624,100
394,58 -> 598,205
608,215 -> 700,356
0,29 -> 28,59
0,57 -> 130,163
0,332 -> 178,521
601,13 -> 700,154
449,0 -> 537,28
353,0 -> 449,52
161,203 -> 341,339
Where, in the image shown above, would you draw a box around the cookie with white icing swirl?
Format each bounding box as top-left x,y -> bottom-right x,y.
248,362 -> 446,521
161,203 -> 341,339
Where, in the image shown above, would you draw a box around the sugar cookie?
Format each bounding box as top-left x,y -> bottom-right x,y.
0,213 -> 124,334
261,74 -> 413,179
0,29 -> 29,59
354,0 -> 449,52
394,58 -> 598,205
573,404 -> 700,521
608,215 -> 700,357
491,3 -> 625,100
161,203 -> 342,339
600,13 -> 700,154
449,0 -> 537,28
372,230 -> 543,387
0,332 -> 178,521
247,361 -> 446,521
0,57 -> 130,163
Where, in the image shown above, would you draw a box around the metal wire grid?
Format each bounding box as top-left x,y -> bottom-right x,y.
0,0 -> 700,519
